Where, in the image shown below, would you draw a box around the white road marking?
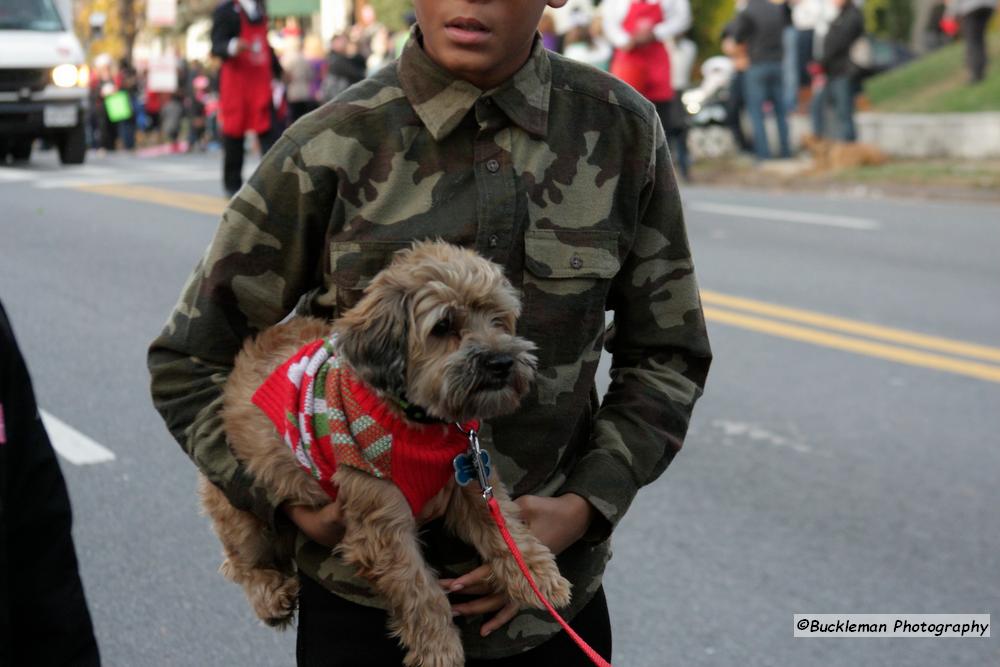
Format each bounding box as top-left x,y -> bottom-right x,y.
34,170 -> 219,189
710,419 -> 830,457
0,168 -> 34,182
40,410 -> 116,465
689,202 -> 881,231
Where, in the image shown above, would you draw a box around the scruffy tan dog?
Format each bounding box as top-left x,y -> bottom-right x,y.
801,132 -> 888,172
200,241 -> 571,667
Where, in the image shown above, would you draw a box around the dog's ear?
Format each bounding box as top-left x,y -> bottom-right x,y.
333,282 -> 409,396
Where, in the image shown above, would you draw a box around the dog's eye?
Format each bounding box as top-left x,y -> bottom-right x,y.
492,317 -> 511,333
431,318 -> 451,337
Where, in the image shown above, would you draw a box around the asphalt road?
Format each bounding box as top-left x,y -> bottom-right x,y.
1,147 -> 997,667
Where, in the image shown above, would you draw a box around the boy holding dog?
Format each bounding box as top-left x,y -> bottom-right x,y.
148,0 -> 711,664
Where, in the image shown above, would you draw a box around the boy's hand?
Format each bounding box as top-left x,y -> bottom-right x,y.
284,483 -> 454,548
283,501 -> 345,548
632,20 -> 656,46
441,493 -> 595,636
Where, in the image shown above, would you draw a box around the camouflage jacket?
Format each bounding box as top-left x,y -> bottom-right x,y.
148,31 -> 711,658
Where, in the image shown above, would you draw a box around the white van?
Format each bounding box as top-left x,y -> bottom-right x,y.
0,0 -> 89,164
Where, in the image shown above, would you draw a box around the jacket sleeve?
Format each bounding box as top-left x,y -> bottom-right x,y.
210,3 -> 239,60
558,111 -> 711,539
147,134 -> 334,528
602,0 -> 633,49
653,0 -> 693,43
733,10 -> 753,44
821,10 -> 864,66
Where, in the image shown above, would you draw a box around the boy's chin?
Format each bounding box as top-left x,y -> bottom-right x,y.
428,50 -> 504,87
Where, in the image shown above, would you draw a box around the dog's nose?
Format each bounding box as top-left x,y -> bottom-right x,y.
483,354 -> 514,378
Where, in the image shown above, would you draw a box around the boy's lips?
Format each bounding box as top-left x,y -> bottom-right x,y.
443,17 -> 492,45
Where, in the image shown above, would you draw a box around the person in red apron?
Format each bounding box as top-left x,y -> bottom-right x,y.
603,0 -> 692,176
211,0 -> 281,196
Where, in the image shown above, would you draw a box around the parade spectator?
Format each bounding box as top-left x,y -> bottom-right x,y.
118,58 -> 139,150
947,0 -> 998,83
319,33 -> 366,103
144,87 -> 164,140
562,12 -> 613,70
603,0 -> 693,169
924,1 -> 952,51
810,0 -> 864,141
161,92 -> 185,151
348,3 -> 382,61
784,0 -> 824,113
733,0 -> 792,160
283,36 -> 319,123
539,10 -> 564,52
365,24 -> 394,75
667,29 -> 697,180
211,0 -> 283,196
91,53 -> 121,152
722,14 -> 755,154
187,75 -> 210,151
0,301 -> 100,667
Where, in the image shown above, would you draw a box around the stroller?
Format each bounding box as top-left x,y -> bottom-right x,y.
681,56 -> 739,159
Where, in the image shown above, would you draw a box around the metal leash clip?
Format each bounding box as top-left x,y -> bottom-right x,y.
454,423 -> 493,500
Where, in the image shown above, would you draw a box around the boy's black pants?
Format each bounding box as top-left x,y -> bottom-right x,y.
296,573 -> 613,666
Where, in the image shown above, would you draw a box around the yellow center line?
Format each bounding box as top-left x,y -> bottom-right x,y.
702,289 -> 1000,364
71,182 -> 999,383
75,183 -> 228,217
704,306 -> 1000,384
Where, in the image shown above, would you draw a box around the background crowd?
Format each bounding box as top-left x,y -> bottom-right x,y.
81,0 -> 995,174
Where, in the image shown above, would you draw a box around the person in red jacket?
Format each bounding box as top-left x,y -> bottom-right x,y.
211,0 -> 283,196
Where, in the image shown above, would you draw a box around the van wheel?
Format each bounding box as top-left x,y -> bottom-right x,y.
10,139 -> 32,162
58,124 -> 86,165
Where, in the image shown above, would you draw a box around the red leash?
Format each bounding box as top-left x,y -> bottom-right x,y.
485,496 -> 612,667
455,424 -> 611,667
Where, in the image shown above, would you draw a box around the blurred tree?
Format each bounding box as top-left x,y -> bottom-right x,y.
864,0 -> 914,43
364,0 -> 409,32
178,0 -> 219,32
689,0 -> 737,58
74,0 -> 144,59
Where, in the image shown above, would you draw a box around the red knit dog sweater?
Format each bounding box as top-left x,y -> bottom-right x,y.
251,337 -> 477,516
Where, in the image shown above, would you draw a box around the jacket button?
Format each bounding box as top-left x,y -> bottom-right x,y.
488,234 -> 499,248
570,255 -> 583,270
486,159 -> 500,173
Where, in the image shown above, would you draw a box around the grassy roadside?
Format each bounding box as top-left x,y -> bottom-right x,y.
690,155 -> 1000,202
864,35 -> 1000,113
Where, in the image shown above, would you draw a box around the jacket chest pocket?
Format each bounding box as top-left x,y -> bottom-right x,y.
520,229 -> 620,368
328,241 -> 411,315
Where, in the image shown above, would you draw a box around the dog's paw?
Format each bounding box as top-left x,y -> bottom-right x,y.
402,630 -> 464,667
536,571 -> 572,609
250,570 -> 299,628
499,554 -> 571,610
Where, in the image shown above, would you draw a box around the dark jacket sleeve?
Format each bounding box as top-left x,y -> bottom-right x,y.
0,303 -> 100,667
821,6 -> 865,75
211,2 -> 282,78
210,2 -> 240,60
733,9 -> 752,43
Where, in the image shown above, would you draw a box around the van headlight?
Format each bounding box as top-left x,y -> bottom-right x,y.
52,64 -> 80,88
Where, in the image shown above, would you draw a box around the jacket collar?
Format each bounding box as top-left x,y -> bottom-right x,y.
398,27 -> 551,141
